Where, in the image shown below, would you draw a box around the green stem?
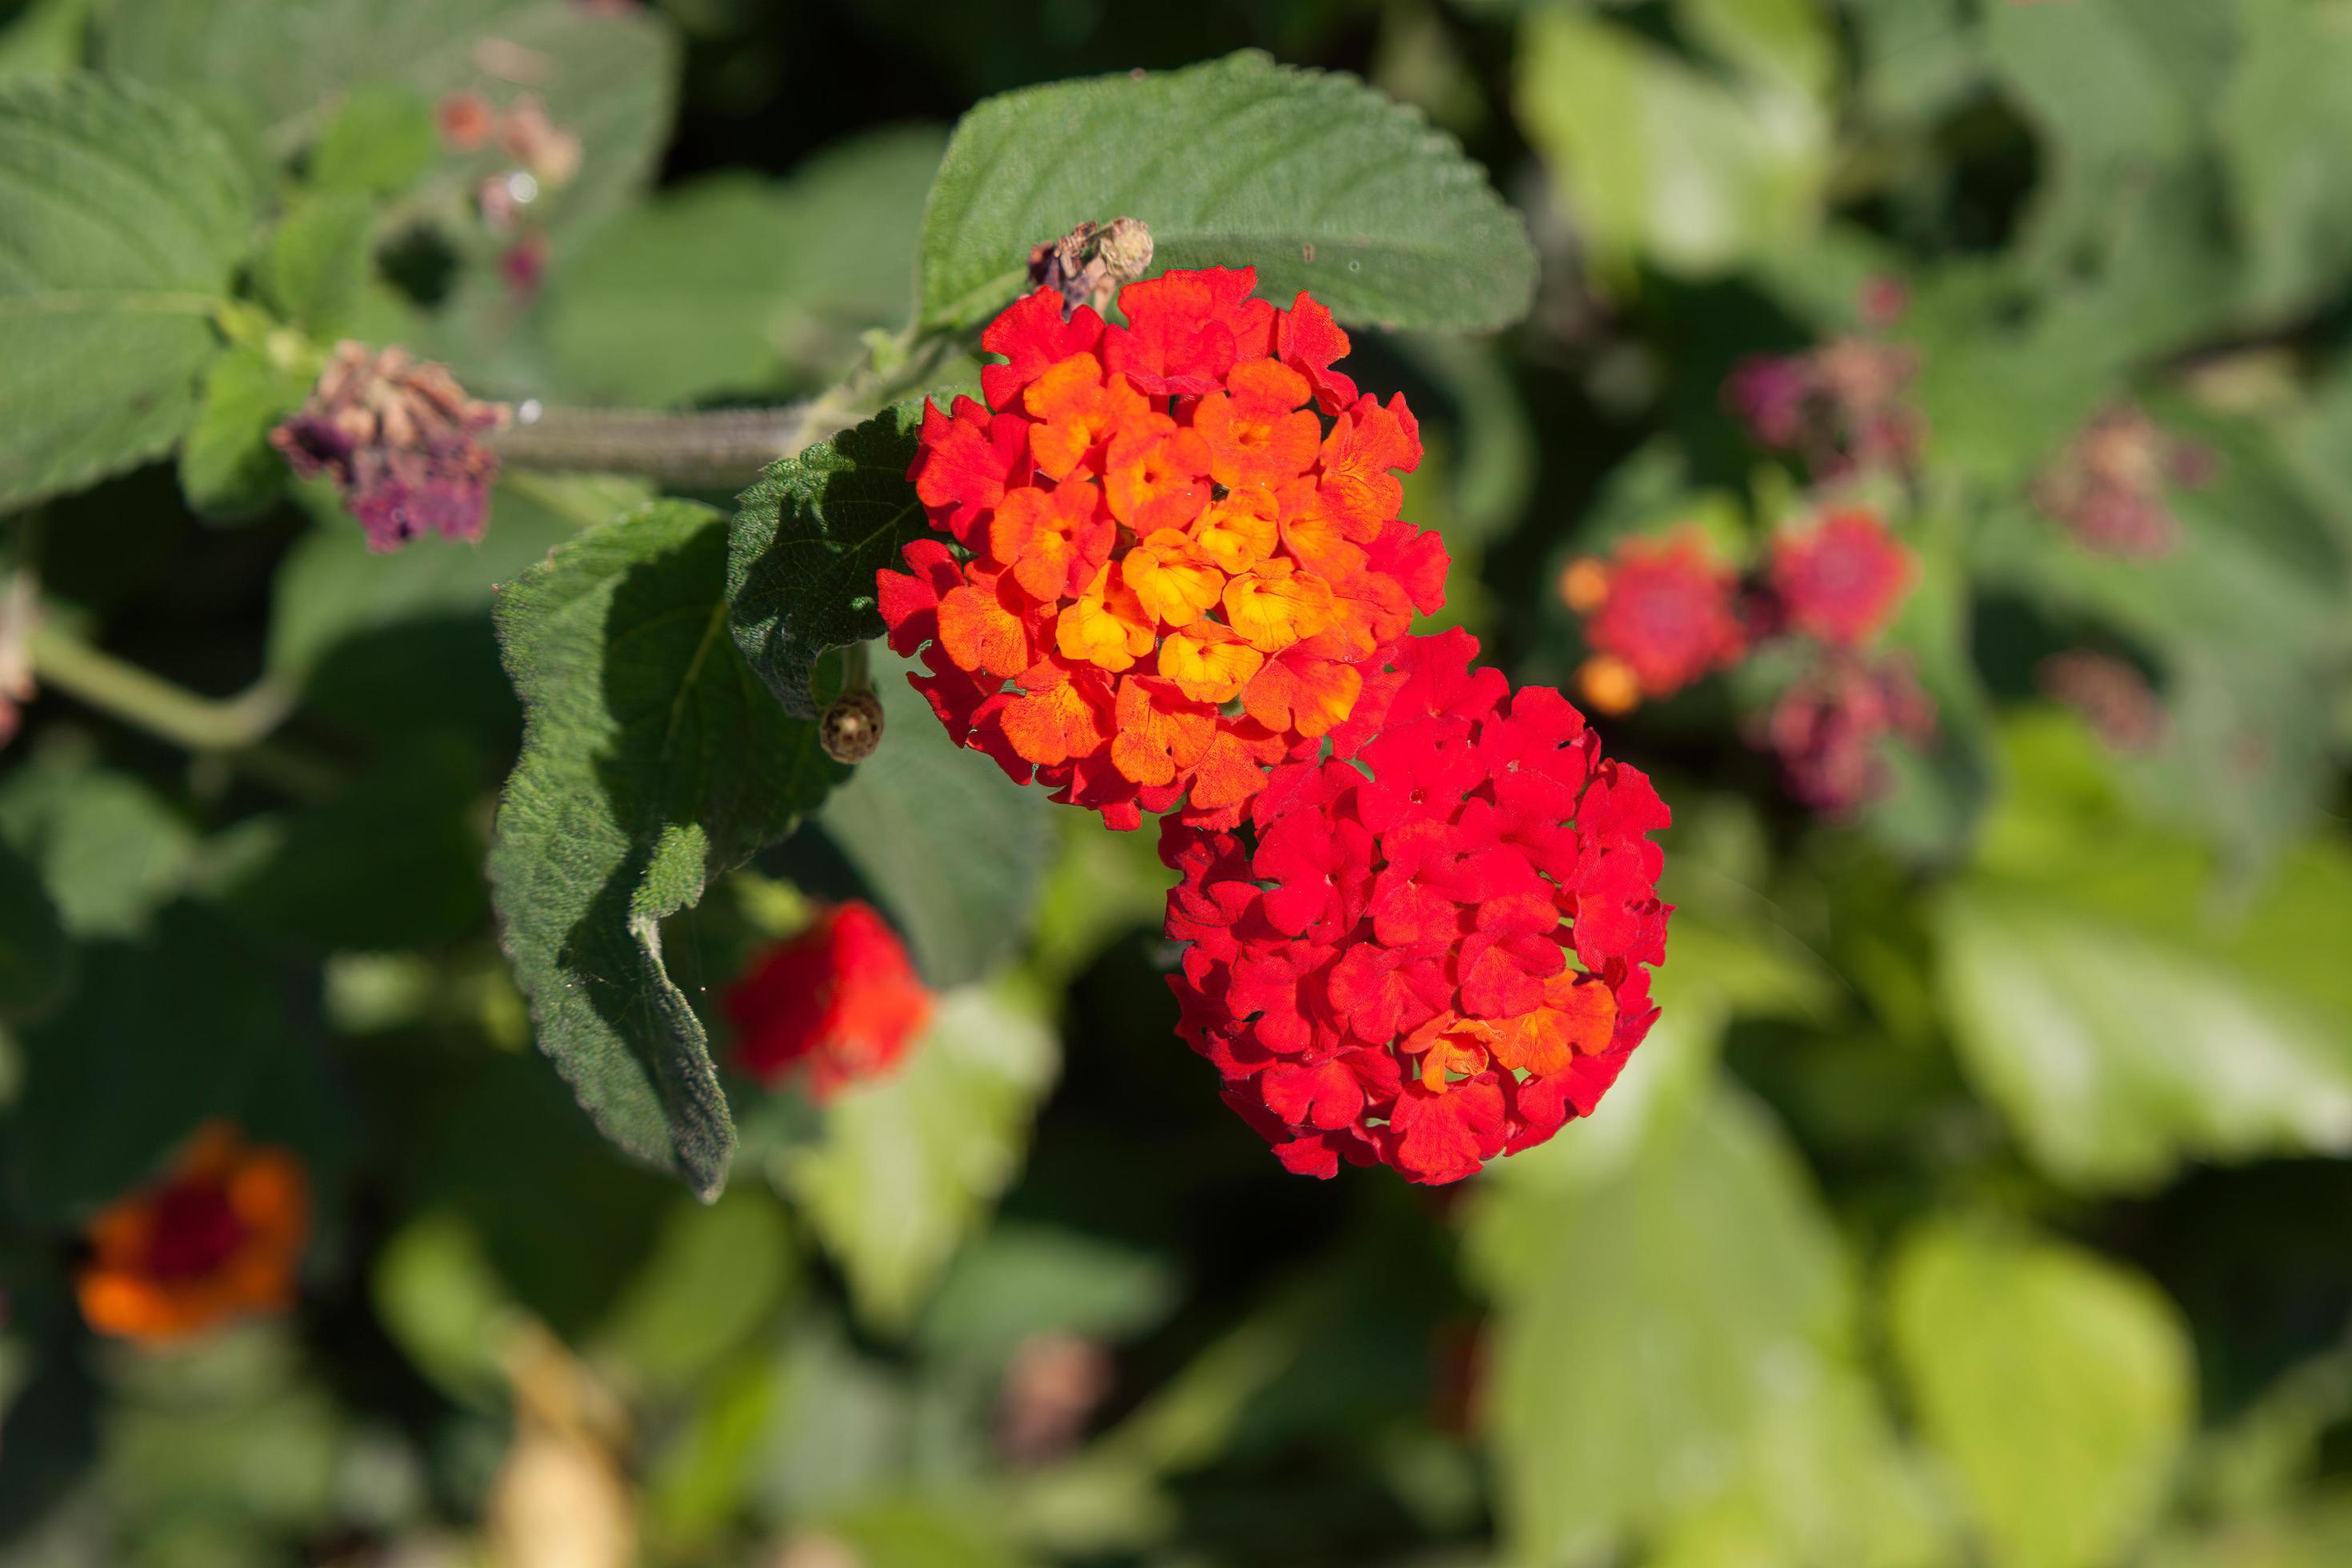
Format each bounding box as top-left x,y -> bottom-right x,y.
484,323 -> 974,488
30,624 -> 290,751
27,623 -> 338,798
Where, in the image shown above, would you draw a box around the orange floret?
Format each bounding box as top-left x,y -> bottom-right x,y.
1023,353 -> 1149,481
1158,618 -> 1266,703
1222,558 -> 1336,653
1057,563 -> 1158,672
990,478 -> 1112,602
1122,528 -> 1226,628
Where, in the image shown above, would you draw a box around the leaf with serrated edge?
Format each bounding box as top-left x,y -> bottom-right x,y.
918,50 -> 1534,331
0,74 -> 255,509
726,403 -> 926,719
490,500 -> 840,1198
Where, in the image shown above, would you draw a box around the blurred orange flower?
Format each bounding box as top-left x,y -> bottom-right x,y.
77,1123 -> 309,1345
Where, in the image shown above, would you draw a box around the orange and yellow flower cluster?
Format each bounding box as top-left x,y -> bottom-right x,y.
77,1123 -> 309,1345
879,269 -> 1448,830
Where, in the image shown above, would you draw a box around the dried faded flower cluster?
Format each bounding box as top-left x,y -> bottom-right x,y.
77,1123 -> 309,1344
1726,336 -> 1924,479
725,901 -> 934,1099
1750,652 -> 1936,815
2038,650 -> 2167,753
1162,631 -> 1670,1184
272,342 -> 509,551
2032,405 -> 2215,560
1562,510 -> 1931,814
881,268 -> 1447,831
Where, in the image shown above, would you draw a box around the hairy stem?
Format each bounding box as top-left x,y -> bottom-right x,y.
487,403 -> 854,489
485,325 -> 974,488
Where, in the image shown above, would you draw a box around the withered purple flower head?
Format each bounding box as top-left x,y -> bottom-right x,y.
271,342 -> 509,553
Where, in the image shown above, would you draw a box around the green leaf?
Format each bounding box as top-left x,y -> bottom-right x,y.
0,0 -> 94,84
1466,1086 -> 1935,1568
0,754 -> 195,938
489,499 -> 842,1198
917,1222 -> 1178,1363
1516,5 -> 1831,278
0,836 -> 70,1019
590,1190 -> 797,1393
1934,716 -> 2352,1191
2221,0 -> 2352,321
541,128 -> 945,408
0,74 -> 255,510
809,664 -> 1056,988
917,50 -> 1535,332
726,403 -> 926,720
1887,1220 -> 2194,1568
225,740 -> 489,952
776,984 -> 1059,1334
266,475 -> 630,682
6,904 -> 282,1217
256,191 -> 373,334
178,342 -> 313,517
304,82 -> 434,198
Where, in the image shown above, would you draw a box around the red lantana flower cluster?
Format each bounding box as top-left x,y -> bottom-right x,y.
1559,529 -> 1750,713
879,269 -> 1448,830
726,901 -> 934,1100
1161,630 -> 1671,1185
1562,510 -> 1931,814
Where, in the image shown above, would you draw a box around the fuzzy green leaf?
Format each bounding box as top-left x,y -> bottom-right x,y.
810,665 -> 1056,988
918,50 -> 1535,332
489,499 -> 841,1198
1888,1220 -> 2194,1568
778,984 -> 1059,1334
257,191 -> 373,334
0,835 -> 70,1018
726,404 -> 926,720
541,129 -> 945,408
305,82 -> 435,198
178,342 -> 313,517
0,74 -> 255,510
1467,1087 -> 1935,1568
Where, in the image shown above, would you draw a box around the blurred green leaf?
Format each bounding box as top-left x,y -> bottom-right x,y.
918,1222 -> 1178,1363
811,665 -> 1055,988
255,191 -> 372,334
1517,2 -> 1831,278
1887,1219 -> 2194,1568
777,985 -> 1058,1334
1467,1086 -> 1935,1568
0,0 -> 92,82
1936,717 -> 2352,1191
541,128 -> 944,407
304,82 -> 434,198
0,74 -> 256,510
591,1190 -> 797,1394
488,499 -> 842,1198
725,403 -> 925,721
2218,0 -> 2352,321
918,50 -> 1536,331
266,475 -> 623,683
0,755 -> 195,938
372,1210 -> 522,1409
226,740 -> 488,952
0,836 -> 70,1019
6,905 -> 282,1217
177,342 -> 312,518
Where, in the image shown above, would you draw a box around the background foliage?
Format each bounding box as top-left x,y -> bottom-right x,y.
4,1 -> 2352,1565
